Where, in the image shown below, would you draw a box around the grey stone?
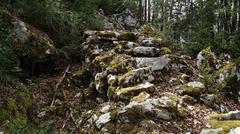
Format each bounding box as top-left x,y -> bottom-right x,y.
135,56 -> 170,71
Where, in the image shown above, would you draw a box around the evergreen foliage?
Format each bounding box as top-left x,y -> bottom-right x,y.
0,12 -> 17,80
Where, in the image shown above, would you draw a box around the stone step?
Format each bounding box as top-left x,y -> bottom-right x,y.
135,56 -> 171,71
116,82 -> 155,100
96,31 -> 138,41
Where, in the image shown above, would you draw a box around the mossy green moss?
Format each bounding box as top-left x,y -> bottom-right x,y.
131,92 -> 150,103
18,91 -> 32,110
7,98 -> 17,113
177,107 -> 190,118
209,120 -> 240,134
95,50 -> 116,62
181,95 -> 196,105
139,24 -> 157,37
0,98 -> 29,133
96,31 -> 117,39
119,31 -> 138,41
208,113 -> 229,120
159,47 -> 172,55
117,69 -> 134,85
116,123 -> 135,133
94,50 -> 116,69
117,82 -> 155,100
101,122 -> 116,133
212,62 -> 234,79
161,92 -> 179,102
107,56 -> 129,73
107,84 -> 118,100
0,83 -> 33,134
180,82 -> 205,97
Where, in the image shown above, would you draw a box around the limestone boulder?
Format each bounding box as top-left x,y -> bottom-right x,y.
135,56 -> 171,71
197,47 -> 217,73
213,58 -> 240,100
116,82 -> 155,100
180,81 -> 206,97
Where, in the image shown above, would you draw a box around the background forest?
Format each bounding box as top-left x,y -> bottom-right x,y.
1,0 -> 240,78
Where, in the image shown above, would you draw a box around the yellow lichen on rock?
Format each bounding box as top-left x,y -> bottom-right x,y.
139,24 -> 157,37
208,120 -> 240,134
131,91 -> 150,103
180,81 -> 206,97
117,82 -> 155,100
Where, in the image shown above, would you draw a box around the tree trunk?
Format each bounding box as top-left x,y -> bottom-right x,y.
139,0 -> 143,24
145,0 -> 147,22
148,0 -> 151,22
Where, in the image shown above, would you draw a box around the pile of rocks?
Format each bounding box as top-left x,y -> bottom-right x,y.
73,26 -> 240,133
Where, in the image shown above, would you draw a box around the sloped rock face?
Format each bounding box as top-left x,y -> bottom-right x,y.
0,11 -> 60,77
8,15 -> 57,64
212,58 -> 240,100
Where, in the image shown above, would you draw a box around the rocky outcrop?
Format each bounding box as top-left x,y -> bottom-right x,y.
180,81 -> 206,97
9,15 -> 57,64
213,58 -> 240,100
197,47 -> 217,73
74,26 -> 200,133
17,22 -> 238,133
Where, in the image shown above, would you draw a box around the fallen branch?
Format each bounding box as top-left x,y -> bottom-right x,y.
61,111 -> 71,131
50,65 -> 70,107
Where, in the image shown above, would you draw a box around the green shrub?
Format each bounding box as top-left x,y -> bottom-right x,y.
13,0 -> 103,48
0,12 -> 18,81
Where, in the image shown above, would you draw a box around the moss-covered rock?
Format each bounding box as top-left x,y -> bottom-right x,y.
117,67 -> 155,87
7,14 -> 57,65
159,47 -> 172,55
200,94 -> 220,108
139,24 -> 157,37
95,71 -> 109,94
181,95 -> 197,105
131,92 -> 150,103
96,31 -> 118,40
208,120 -> 240,134
106,55 -> 135,74
94,50 -> 117,70
113,41 -> 139,49
212,58 -> 240,99
116,82 -> 155,100
177,107 -> 190,118
180,81 -> 206,97
203,111 -> 240,134
118,98 -> 173,122
208,111 -> 240,121
197,47 -> 217,74
135,56 -> 170,71
96,30 -> 138,41
158,92 -> 179,108
127,46 -> 160,57
139,37 -> 165,48
118,31 -> 138,41
91,104 -> 118,129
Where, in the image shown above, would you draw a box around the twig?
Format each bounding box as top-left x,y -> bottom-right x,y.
61,111 -> 71,131
50,65 -> 70,107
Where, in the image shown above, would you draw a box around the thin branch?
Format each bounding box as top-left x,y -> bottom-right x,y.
50,64 -> 70,107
